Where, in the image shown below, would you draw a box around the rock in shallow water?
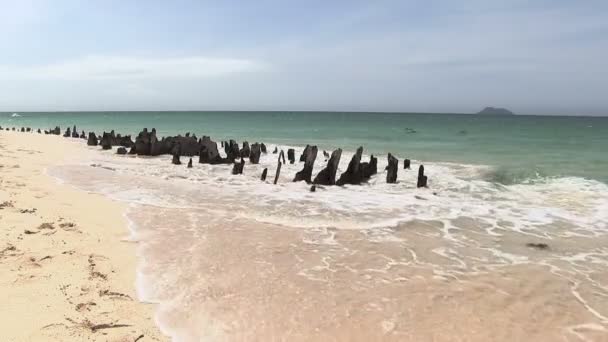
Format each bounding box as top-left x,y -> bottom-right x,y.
313,149 -> 342,186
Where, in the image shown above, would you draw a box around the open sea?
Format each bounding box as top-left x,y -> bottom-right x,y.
2,111 -> 608,341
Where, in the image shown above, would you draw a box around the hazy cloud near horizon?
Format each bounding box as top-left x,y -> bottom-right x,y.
0,0 -> 607,115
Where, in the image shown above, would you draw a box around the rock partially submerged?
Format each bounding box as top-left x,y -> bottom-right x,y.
287,149 -> 295,164
100,132 -> 112,150
274,161 -> 282,184
336,147 -> 363,186
417,165 -> 428,188
526,243 -> 549,250
294,145 -> 318,183
249,143 -> 261,164
386,154 -> 398,184
404,159 -> 411,170
199,136 -> 225,164
232,158 -> 245,175
261,168 -> 268,181
313,149 -> 342,186
240,141 -> 251,159
225,140 -> 240,162
87,132 -> 98,146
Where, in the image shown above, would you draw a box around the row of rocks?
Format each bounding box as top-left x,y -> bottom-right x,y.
8,124 -> 429,188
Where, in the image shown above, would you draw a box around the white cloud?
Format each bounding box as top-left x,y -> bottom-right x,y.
0,56 -> 266,81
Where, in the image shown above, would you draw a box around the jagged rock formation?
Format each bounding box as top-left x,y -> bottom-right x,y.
240,141 -> 250,159
336,147 -> 364,186
250,143 -> 261,164
313,149 -> 342,186
100,132 -> 112,150
87,132 -> 98,146
287,149 -> 295,164
232,158 -> 245,175
417,165 -> 428,188
386,153 -> 398,184
261,168 -> 268,181
294,145 -> 318,183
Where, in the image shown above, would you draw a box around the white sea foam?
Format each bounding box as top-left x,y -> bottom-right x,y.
48,142 -> 608,341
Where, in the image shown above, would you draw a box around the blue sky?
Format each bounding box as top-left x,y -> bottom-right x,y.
0,0 -> 607,115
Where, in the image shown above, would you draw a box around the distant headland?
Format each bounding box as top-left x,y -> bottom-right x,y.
477,107 -> 515,115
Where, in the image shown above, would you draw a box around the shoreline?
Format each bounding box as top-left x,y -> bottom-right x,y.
2,126 -> 607,340
0,131 -> 167,341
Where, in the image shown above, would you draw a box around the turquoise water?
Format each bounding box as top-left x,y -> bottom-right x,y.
1,111 -> 607,183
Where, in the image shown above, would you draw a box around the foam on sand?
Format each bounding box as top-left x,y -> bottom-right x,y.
49,141 -> 608,341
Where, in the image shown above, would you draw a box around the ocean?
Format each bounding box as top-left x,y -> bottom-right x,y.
2,111 -> 608,341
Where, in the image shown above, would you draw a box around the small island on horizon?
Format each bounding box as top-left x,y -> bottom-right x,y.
477,107 -> 515,115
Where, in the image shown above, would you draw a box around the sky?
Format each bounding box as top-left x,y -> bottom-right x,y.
0,0 -> 607,115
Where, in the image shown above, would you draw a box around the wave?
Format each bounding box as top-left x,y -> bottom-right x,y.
481,165 -> 549,185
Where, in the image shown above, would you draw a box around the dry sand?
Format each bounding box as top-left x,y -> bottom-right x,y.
0,131 -> 167,341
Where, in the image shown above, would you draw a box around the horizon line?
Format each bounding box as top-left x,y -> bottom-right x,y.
1,109 -> 606,118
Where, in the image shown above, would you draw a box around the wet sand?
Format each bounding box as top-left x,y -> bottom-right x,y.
0,131 -> 166,341
4,129 -> 608,341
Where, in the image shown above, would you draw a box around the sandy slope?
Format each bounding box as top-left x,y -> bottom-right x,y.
0,130 -> 167,341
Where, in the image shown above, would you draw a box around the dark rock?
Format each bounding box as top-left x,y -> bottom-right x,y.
174,135 -> 199,156
294,145 -> 318,183
261,168 -> 268,181
111,132 -> 134,147
417,165 -> 428,188
313,149 -> 342,186
37,129 -> 41,134
249,143 -> 261,164
274,161 -> 282,184
221,141 -> 224,148
63,127 -> 71,137
310,185 -> 316,192
273,146 -> 278,154
299,145 -> 311,162
278,150 -> 286,164
323,150 -> 329,159
172,154 -> 181,165
361,155 -> 378,179
26,127 -> 31,132
20,127 -> 25,132
116,147 -> 127,155
240,141 -> 251,159
232,158 -> 245,175
149,130 -> 162,156
71,125 -> 79,138
386,153 -> 398,184
225,140 -> 240,162
336,147 -> 364,186
80,130 -> 86,139
187,158 -> 193,168
134,128 -> 152,155
100,132 -> 112,150
261,143 -> 267,153
172,153 -> 181,165
404,159 -> 411,170
199,136 -> 225,164
526,243 -> 549,250
87,132 -> 98,146
287,149 -> 295,164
